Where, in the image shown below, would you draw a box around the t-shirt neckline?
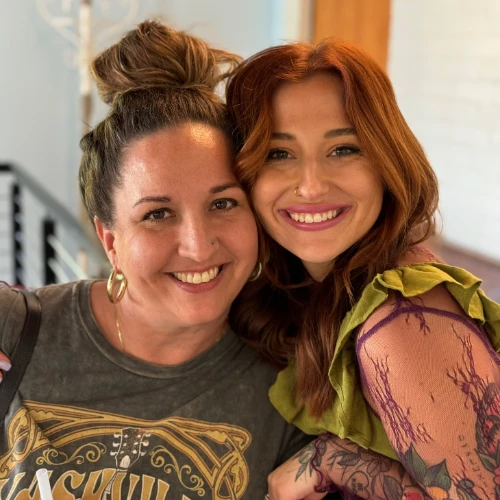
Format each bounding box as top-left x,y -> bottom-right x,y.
75,280 -> 241,379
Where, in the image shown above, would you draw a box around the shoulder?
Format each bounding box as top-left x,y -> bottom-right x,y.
355,285 -> 499,405
35,280 -> 84,303
0,281 -> 90,354
0,283 -> 24,329
357,284 -> 479,353
396,244 -> 445,266
0,284 -> 28,355
238,341 -> 280,382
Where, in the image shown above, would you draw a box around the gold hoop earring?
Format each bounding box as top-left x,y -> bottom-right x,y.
107,269 -> 128,303
248,262 -> 262,282
294,187 -> 302,197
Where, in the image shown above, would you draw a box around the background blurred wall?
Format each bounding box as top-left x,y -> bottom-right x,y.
388,0 -> 500,263
0,0 -> 292,213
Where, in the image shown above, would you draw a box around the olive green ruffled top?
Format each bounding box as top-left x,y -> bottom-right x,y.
269,263 -> 500,460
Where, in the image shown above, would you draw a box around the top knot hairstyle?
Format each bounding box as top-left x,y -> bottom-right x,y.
79,20 -> 241,227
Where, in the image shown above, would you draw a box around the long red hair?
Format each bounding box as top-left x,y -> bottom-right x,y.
227,39 -> 439,417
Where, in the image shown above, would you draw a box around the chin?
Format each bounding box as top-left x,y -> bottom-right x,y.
293,250 -> 341,266
178,309 -> 225,328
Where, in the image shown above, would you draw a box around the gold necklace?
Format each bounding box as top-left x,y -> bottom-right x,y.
113,303 -> 125,352
113,306 -> 227,357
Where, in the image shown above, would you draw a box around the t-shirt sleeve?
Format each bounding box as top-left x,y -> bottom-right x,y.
275,423 -> 315,466
0,284 -> 27,356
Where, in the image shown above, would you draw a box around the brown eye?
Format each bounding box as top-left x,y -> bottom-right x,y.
145,209 -> 171,222
331,146 -> 360,157
266,149 -> 291,161
211,198 -> 238,211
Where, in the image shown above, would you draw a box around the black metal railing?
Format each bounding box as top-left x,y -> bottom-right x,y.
0,163 -> 108,287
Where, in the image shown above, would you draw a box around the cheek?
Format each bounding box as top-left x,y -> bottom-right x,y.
218,213 -> 258,266
117,231 -> 168,272
252,173 -> 279,219
348,168 -> 384,207
232,216 -> 259,259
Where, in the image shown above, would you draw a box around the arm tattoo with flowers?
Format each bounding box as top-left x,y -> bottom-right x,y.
292,433 -> 427,499
357,289 -> 500,499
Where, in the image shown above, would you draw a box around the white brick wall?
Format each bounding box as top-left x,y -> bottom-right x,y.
388,0 -> 500,262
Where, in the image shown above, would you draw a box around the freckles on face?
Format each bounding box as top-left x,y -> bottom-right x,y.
250,72 -> 384,278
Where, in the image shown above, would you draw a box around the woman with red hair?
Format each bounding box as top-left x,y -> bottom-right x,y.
227,40 -> 500,499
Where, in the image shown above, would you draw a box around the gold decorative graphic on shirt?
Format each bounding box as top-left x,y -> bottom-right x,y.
0,401 -> 252,499
37,442 -> 107,466
150,446 -> 205,495
101,427 -> 151,500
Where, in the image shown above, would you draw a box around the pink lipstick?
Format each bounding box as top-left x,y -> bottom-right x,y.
279,205 -> 351,232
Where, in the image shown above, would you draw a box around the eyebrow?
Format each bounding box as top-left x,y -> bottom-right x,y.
209,182 -> 241,194
132,183 -> 241,207
133,196 -> 170,207
271,127 -> 357,141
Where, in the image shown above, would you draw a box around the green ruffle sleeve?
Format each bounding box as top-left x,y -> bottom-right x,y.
269,263 -> 500,460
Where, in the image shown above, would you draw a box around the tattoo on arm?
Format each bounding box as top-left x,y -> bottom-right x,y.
358,297 -> 500,499
294,433 -> 428,499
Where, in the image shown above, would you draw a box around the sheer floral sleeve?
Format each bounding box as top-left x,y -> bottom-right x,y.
357,285 -> 500,499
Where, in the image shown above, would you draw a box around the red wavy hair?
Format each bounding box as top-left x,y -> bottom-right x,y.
227,39 -> 439,417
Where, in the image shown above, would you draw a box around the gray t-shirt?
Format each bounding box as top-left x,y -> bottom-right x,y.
0,281 -> 310,499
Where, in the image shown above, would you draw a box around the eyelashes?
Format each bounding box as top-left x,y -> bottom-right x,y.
143,208 -> 172,223
266,145 -> 361,162
330,145 -> 360,157
266,149 -> 292,161
142,198 -> 240,224
211,198 -> 239,211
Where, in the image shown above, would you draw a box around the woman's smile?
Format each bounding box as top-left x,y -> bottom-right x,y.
279,204 -> 351,232
252,72 -> 383,280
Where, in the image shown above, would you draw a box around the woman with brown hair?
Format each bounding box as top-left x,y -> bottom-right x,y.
0,22 -> 317,499
227,40 -> 500,499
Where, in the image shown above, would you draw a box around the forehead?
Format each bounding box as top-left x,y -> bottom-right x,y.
120,123 -> 234,189
271,72 -> 347,126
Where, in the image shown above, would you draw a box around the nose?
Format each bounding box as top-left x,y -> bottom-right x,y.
177,214 -> 218,262
295,161 -> 330,200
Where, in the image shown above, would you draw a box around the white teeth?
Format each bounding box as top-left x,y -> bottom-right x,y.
288,209 -> 344,223
172,266 -> 220,284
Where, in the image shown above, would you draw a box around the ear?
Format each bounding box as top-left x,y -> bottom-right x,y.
95,216 -> 118,269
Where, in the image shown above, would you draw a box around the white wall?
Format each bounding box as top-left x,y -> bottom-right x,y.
388,0 -> 500,262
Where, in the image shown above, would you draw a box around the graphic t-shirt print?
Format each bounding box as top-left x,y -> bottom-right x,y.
0,402 -> 252,499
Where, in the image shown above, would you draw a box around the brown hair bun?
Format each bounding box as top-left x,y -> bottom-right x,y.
91,20 -> 241,105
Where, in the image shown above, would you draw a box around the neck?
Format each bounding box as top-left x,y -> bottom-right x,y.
302,260 -> 330,282
118,307 -> 227,365
91,281 -> 227,365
